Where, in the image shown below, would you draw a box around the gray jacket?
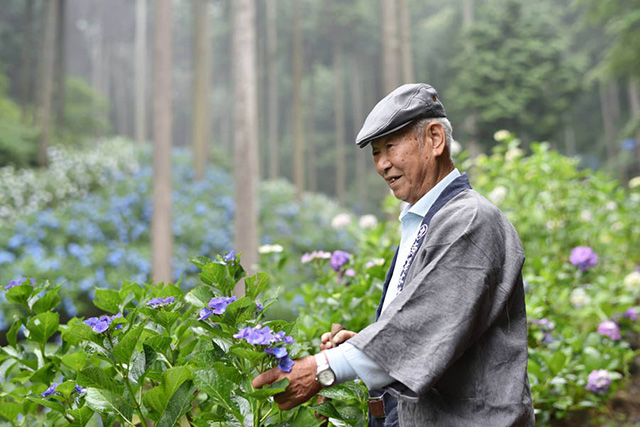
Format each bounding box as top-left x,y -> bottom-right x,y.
350,177 -> 534,426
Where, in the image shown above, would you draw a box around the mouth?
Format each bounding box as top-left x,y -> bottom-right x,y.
387,176 -> 402,187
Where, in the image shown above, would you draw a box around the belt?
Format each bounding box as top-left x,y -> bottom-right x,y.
367,395 -> 385,419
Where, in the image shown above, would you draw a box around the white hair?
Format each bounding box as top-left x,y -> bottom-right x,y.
411,117 -> 454,154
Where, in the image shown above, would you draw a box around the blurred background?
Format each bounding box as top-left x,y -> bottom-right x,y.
1,0 -> 639,319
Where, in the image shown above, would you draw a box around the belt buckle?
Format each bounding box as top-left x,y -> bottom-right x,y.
367,396 -> 385,419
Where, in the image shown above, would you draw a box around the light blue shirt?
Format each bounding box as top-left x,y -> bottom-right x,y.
325,169 -> 461,390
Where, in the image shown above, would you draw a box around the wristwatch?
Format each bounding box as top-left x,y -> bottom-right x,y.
315,352 -> 336,387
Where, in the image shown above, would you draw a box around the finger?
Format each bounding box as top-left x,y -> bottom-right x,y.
332,330 -> 355,345
320,332 -> 331,344
252,367 -> 282,389
320,341 -> 333,350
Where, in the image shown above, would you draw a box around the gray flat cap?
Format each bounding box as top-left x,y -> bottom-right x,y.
356,83 -> 447,148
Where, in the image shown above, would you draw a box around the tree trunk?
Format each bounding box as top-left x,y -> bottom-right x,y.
152,0 -> 174,284
233,0 -> 259,292
351,55 -> 367,211
266,0 -> 279,179
54,0 -> 66,130
20,0 -> 35,121
307,74 -> 317,193
292,0 -> 305,199
600,80 -> 617,169
38,0 -> 59,167
628,77 -> 640,177
333,38 -> 346,205
135,0 -> 147,144
380,0 -> 400,94
398,0 -> 414,84
192,0 -> 212,181
461,0 -> 481,157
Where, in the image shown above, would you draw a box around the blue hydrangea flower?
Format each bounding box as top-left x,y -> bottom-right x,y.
597,320 -> 621,340
147,296 -> 175,308
233,325 -> 295,371
278,356 -> 295,373
41,382 -> 60,397
197,296 -> 237,320
84,313 -> 122,333
5,278 -> 34,291
74,385 -> 86,394
223,251 -> 237,263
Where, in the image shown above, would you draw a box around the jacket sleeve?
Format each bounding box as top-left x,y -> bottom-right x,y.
348,197 -> 525,400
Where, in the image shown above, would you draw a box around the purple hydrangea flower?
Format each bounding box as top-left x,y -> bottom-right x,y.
597,320 -> 621,340
74,385 -> 86,394
265,346 -> 288,359
330,251 -> 351,272
41,382 -> 60,397
623,307 -> 638,321
197,296 -> 237,321
585,370 -> 611,394
344,269 -> 356,277
278,356 -> 295,372
570,246 -> 598,271
147,296 -> 175,308
5,278 -> 34,291
256,302 -> 264,311
531,318 -> 554,332
84,313 -> 122,334
224,251 -> 237,263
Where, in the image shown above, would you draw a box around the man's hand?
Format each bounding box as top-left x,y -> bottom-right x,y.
252,355 -> 322,410
320,330 -> 356,350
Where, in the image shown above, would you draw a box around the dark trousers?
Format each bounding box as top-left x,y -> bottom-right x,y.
368,390 -> 399,427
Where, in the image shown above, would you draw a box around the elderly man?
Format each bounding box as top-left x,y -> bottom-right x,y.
253,83 -> 534,426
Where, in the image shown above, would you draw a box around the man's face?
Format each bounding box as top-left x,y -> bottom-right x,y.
370,126 -> 440,205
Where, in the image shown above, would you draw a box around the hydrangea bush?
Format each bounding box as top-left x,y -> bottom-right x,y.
0,254 -> 345,426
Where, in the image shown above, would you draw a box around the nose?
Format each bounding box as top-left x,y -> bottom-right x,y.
375,153 -> 392,176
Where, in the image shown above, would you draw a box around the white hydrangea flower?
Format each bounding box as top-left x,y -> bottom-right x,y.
629,176 -> 640,189
570,288 -> 591,308
365,258 -> 385,269
606,201 -> 617,211
488,186 -> 508,205
331,213 -> 352,229
258,244 -> 284,254
624,271 -> 640,292
505,147 -> 523,162
450,139 -> 462,156
493,130 -> 511,142
358,214 -> 378,229
580,210 -> 593,222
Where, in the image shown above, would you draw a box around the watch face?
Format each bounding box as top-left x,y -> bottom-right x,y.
318,369 -> 336,386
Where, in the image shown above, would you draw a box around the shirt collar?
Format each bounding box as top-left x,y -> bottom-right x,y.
399,168 -> 461,221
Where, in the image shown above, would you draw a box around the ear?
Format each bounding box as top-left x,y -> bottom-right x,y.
427,122 -> 447,156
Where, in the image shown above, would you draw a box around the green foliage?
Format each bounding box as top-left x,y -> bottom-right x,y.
1,254 -> 334,426
449,0 -> 582,145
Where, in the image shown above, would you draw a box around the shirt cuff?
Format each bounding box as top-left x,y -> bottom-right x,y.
324,343 -> 396,390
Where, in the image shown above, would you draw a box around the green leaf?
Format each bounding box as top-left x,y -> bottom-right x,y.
30,362 -> 56,385
157,380 -> 195,427
77,367 -> 123,394
26,312 -> 59,346
201,262 -> 234,294
93,288 -> 121,314
62,318 -> 96,345
163,366 -> 192,399
143,386 -> 166,415
85,387 -> 121,414
221,297 -> 256,326
27,396 -> 66,414
145,336 -> 172,353
113,325 -> 144,364
228,346 -> 268,365
246,378 -> 289,399
244,272 -> 270,300
155,311 -> 181,330
129,350 -> 147,384
61,352 -> 88,371
7,318 -> 25,347
319,383 -> 360,400
0,402 -> 21,422
6,282 -> 33,308
312,401 -> 343,420
68,406 -> 95,427
290,406 -> 326,427
185,285 -> 215,307
193,369 -> 239,419
56,380 -> 78,399
190,256 -> 211,269
32,286 -> 61,314
143,344 -> 158,371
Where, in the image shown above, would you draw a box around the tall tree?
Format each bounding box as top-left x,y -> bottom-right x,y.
20,0 -> 35,121
381,0 -> 400,93
135,0 -> 147,144
233,0 -> 259,292
398,0 -> 414,84
333,35 -> 346,205
192,0 -> 212,181
152,0 -> 174,283
292,0 -> 305,199
460,0 -> 481,157
38,0 -> 59,167
54,0 -> 66,129
266,0 -> 279,179
351,55 -> 368,211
